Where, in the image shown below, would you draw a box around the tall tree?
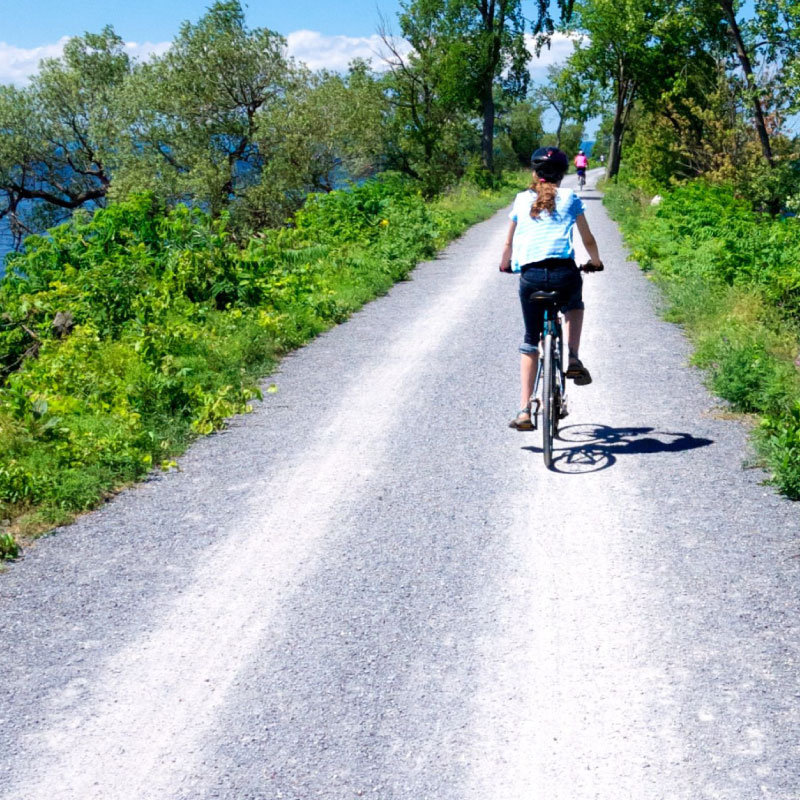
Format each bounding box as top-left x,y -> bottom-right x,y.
535,63 -> 600,148
562,0 -> 726,178
113,1 -> 292,214
718,0 -> 774,166
395,0 -> 530,173
0,27 -> 130,242
379,10 -> 473,193
752,0 -> 800,115
499,98 -> 546,164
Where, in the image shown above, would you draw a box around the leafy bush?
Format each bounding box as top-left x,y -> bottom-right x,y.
605,178 -> 800,498
758,405 -> 800,500
0,532 -> 20,560
0,174 -> 518,535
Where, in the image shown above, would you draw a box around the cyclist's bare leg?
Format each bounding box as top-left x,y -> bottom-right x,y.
520,352 -> 537,409
564,309 -> 584,357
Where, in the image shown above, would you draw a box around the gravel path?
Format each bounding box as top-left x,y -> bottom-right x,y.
2,170 -> 799,799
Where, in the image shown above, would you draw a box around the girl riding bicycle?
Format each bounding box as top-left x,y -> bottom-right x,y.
499,146 -> 603,431
574,149 -> 588,188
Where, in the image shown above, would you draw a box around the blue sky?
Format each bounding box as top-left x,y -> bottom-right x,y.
1,0 -> 406,47
0,0 -> 577,82
0,0 -> 583,135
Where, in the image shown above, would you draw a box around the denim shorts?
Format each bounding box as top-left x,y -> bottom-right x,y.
518,258 -> 583,354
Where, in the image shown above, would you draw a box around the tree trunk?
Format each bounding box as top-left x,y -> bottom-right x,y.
606,85 -> 627,179
606,67 -> 636,180
556,115 -> 563,148
607,116 -> 624,179
482,89 -> 495,172
718,0 -> 774,166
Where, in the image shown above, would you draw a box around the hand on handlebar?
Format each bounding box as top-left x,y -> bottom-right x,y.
580,260 -> 604,272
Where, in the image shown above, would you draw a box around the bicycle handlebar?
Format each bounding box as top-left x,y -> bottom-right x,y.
580,261 -> 604,273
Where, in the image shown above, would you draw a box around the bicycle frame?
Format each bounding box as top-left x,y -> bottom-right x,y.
530,308 -> 566,406
529,302 -> 567,466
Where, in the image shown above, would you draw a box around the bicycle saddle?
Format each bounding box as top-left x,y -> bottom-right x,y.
528,290 -> 560,301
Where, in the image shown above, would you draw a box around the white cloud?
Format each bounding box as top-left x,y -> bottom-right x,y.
0,29 -> 580,87
0,31 -> 408,84
122,40 -> 172,62
526,32 -> 586,81
285,29 -> 585,77
0,38 -> 171,86
287,29 -> 411,72
0,38 -> 70,86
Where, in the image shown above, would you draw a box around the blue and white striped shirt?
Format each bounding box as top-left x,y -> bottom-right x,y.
509,188 -> 585,272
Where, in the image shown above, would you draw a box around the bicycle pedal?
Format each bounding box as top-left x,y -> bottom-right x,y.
530,398 -> 541,429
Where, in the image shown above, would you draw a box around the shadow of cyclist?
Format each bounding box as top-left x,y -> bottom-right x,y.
522,424 -> 714,474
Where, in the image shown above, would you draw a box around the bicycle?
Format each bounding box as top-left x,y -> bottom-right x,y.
527,262 -> 603,468
577,169 -> 586,191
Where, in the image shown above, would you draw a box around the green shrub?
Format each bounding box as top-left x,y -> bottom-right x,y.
0,532 -> 20,560
0,173 -> 519,534
758,404 -> 800,499
605,178 -> 800,498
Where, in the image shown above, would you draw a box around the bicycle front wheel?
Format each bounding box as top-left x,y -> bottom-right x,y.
541,333 -> 555,467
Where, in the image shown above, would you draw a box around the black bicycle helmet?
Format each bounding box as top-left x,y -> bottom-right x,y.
530,146 -> 568,181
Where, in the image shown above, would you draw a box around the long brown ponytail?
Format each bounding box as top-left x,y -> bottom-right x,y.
529,178 -> 559,218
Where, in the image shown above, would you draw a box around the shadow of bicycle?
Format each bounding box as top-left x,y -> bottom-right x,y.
522,424 -> 714,474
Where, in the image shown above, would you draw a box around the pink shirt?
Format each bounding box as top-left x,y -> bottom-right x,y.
574,154 -> 588,168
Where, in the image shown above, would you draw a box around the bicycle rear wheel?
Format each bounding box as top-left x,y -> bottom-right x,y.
541,333 -> 555,467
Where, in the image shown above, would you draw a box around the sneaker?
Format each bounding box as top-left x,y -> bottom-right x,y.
566,357 -> 592,386
508,408 -> 534,431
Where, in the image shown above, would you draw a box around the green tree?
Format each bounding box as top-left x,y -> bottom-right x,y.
379,13 -> 474,194
394,0 -> 530,173
540,122 -> 583,160
717,0 -> 775,166
535,63 -> 600,148
753,0 -> 800,114
563,0 -> 726,178
499,98 -> 546,165
112,1 -> 292,214
0,27 -> 130,241
244,61 -> 388,228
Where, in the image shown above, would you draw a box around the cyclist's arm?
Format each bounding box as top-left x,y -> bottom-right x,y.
576,214 -> 602,266
499,220 -> 516,271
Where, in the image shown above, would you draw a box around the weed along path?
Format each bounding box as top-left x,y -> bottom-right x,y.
1,170 -> 799,799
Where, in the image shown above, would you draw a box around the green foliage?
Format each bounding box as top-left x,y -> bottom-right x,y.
535,63 -> 599,151
397,0 -> 530,172
0,174 -> 518,534
0,26 -> 129,237
429,169 -> 527,244
0,532 -> 20,560
540,123 -> 584,163
111,1 -> 292,215
380,14 -> 477,195
758,404 -> 800,499
499,100 -> 545,165
244,61 -> 387,229
562,0 -> 728,177
605,178 -> 800,497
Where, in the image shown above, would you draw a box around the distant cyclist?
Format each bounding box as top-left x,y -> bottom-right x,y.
574,149 -> 588,188
499,147 -> 604,431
